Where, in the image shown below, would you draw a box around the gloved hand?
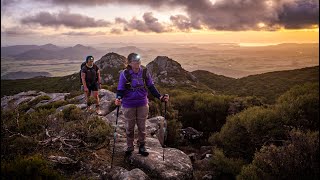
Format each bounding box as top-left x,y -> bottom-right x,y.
115,97 -> 122,106
160,94 -> 169,102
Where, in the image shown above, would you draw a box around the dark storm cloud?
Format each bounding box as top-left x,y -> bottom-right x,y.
15,0 -> 320,31
170,14 -> 202,31
277,0 -> 319,29
33,0 -> 171,8
122,12 -> 170,33
188,0 -> 319,30
1,0 -> 22,15
20,11 -> 111,28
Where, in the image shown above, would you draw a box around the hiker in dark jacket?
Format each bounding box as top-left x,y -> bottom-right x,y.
81,55 -> 101,111
115,53 -> 169,156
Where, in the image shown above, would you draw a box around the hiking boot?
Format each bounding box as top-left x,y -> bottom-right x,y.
138,144 -> 149,156
125,147 -> 134,156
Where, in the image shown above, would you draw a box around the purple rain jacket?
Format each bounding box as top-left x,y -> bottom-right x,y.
116,66 -> 161,108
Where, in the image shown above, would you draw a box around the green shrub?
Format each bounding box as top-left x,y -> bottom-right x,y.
62,105 -> 83,121
64,116 -> 112,146
1,109 -> 19,132
1,136 -> 38,158
18,109 -> 55,135
87,96 -> 96,106
238,130 -> 319,180
210,148 -> 247,179
166,119 -> 183,147
172,92 -> 234,138
210,106 -> 285,161
85,116 -> 112,144
275,82 -> 319,131
1,154 -> 64,179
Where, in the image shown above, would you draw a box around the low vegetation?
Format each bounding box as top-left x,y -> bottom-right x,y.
1,102 -> 113,179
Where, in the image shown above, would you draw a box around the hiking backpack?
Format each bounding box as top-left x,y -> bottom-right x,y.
79,62 -> 99,85
79,62 -> 86,85
123,68 -> 148,89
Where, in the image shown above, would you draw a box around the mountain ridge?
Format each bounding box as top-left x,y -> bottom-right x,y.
1,51 -> 318,104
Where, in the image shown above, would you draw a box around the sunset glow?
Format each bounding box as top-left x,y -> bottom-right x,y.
1,0 -> 319,46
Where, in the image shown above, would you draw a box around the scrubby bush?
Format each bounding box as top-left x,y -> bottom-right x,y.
62,105 -> 83,121
210,148 -> 247,179
172,92 -> 234,138
238,130 -> 319,180
2,136 -> 38,158
210,106 -> 285,161
64,116 -> 112,146
1,154 -> 63,179
85,116 -> 112,144
275,82 -> 319,131
166,119 -> 183,146
19,109 -> 55,135
2,107 -> 55,136
87,96 -> 96,106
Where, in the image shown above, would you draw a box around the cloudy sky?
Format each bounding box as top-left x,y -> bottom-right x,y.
1,0 -> 319,46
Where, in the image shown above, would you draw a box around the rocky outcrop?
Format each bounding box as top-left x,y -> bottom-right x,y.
94,53 -> 127,84
1,90 -> 194,180
146,56 -> 197,86
105,166 -> 150,180
180,127 -> 203,141
1,90 -> 68,110
95,52 -> 127,69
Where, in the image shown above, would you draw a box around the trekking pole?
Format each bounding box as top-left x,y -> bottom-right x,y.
111,100 -> 120,168
162,94 -> 168,161
163,101 -> 167,161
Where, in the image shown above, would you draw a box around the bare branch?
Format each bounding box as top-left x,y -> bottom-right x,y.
46,129 -> 51,137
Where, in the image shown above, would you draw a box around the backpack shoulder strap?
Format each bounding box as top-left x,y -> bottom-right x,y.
80,62 -> 86,85
142,68 -> 148,87
124,69 -> 131,82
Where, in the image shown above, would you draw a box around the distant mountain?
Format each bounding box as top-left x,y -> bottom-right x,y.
1,71 -> 52,80
13,48 -> 59,60
1,45 -> 39,57
40,43 -> 62,51
2,44 -> 105,60
107,46 -> 146,56
58,44 -> 104,60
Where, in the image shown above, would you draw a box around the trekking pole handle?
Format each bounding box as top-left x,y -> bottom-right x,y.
161,94 -> 169,102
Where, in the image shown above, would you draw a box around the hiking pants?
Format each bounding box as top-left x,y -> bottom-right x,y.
123,105 -> 149,149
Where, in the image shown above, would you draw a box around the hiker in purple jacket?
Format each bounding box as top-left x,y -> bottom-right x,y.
115,53 -> 169,156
